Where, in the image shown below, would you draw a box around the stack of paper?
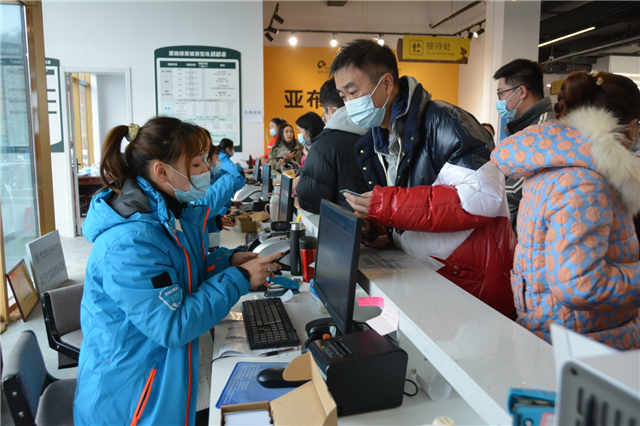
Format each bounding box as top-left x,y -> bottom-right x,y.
223,409 -> 271,425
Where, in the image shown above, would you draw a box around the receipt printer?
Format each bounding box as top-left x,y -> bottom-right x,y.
308,329 -> 408,416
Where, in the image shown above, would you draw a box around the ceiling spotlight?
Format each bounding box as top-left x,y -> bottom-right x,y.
330,34 -> 338,47
265,32 -> 274,42
467,31 -> 473,39
377,35 -> 385,46
473,30 -> 478,38
273,13 -> 284,24
266,26 -> 279,34
546,83 -> 552,87
477,28 -> 485,36
289,32 -> 297,46
273,2 -> 284,24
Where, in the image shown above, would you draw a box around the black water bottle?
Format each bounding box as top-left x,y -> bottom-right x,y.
289,222 -> 305,276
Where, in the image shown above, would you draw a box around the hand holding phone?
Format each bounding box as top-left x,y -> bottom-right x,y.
340,189 -> 364,198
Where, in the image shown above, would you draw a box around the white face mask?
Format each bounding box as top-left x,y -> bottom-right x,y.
344,76 -> 390,129
165,165 -> 209,203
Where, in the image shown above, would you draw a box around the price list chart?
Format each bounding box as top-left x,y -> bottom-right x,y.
155,46 -> 242,149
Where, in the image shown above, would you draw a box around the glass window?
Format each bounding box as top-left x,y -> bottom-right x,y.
1,4 -> 39,275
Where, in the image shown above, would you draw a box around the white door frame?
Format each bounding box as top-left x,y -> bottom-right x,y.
59,67 -> 132,236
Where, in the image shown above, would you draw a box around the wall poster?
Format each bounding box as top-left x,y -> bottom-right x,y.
154,46 -> 242,150
45,58 -> 64,153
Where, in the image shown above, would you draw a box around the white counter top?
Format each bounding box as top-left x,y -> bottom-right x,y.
299,208 -> 556,426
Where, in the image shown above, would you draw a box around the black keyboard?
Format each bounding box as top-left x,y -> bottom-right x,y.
242,298 -> 300,350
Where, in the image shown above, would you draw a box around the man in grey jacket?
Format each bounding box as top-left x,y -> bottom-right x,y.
296,78 -> 369,214
493,59 -> 554,233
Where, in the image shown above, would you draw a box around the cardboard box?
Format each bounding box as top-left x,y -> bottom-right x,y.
249,211 -> 270,223
220,353 -> 337,426
235,215 -> 252,225
238,219 -> 257,233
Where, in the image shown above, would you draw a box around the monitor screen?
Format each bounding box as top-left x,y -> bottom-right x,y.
278,173 -> 295,222
254,157 -> 262,183
312,200 -> 363,335
261,163 -> 272,201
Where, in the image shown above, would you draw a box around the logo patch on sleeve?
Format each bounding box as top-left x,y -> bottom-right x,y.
159,285 -> 182,310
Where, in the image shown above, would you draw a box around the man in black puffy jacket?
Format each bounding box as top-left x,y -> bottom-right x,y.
297,78 -> 369,214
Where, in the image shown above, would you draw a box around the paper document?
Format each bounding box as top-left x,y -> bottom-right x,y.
366,303 -> 399,336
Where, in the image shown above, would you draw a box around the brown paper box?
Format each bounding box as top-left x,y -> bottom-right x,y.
220,353 -> 337,426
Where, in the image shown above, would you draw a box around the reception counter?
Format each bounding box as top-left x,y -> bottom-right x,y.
299,208 -> 555,425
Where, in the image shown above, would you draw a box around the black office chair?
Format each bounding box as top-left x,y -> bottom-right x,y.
41,284 -> 84,369
2,330 -> 76,426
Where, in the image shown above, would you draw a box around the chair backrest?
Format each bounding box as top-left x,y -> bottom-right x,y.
2,330 -> 52,425
43,284 -> 83,337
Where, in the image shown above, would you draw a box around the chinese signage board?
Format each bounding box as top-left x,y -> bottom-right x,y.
397,36 -> 471,64
154,46 -> 242,149
26,230 -> 68,294
45,58 -> 64,153
551,79 -> 565,95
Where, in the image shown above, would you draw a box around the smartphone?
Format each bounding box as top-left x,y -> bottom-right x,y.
340,189 -> 364,198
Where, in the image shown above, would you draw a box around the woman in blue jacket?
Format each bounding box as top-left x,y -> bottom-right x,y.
74,117 -> 283,426
218,138 -> 245,174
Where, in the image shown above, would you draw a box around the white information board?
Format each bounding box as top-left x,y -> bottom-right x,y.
45,58 -> 64,152
25,230 -> 69,294
155,46 -> 242,149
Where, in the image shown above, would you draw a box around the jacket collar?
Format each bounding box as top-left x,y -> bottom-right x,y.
505,96 -> 553,136
371,76 -> 430,156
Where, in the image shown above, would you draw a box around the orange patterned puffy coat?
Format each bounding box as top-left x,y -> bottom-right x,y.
491,106 -> 640,350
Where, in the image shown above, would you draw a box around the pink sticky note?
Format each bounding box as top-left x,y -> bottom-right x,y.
357,297 -> 384,308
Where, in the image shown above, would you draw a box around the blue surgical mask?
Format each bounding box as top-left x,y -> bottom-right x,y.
166,165 -> 210,203
298,133 -> 309,145
496,87 -> 523,120
211,160 -> 222,175
269,128 -> 277,137
345,76 -> 389,129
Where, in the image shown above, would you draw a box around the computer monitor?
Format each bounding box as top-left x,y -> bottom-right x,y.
312,200 -> 363,335
278,173 -> 295,223
254,157 -> 262,183
261,163 -> 272,201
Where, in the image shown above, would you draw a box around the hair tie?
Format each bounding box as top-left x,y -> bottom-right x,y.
126,123 -> 140,142
589,70 -> 604,86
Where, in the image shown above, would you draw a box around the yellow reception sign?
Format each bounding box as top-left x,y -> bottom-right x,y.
551,79 -> 565,95
263,46 -> 459,154
398,36 -> 470,64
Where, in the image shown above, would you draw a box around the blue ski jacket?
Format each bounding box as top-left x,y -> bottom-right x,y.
74,176 -> 250,426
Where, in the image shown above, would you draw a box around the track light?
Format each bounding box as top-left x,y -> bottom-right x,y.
265,32 -> 274,42
377,34 -> 385,46
273,13 -> 284,24
473,30 -> 478,38
289,32 -> 297,46
467,31 -> 473,39
330,33 -> 338,47
266,26 -> 279,34
477,28 -> 485,36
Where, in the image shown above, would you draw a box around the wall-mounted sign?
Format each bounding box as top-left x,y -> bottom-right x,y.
45,58 -> 64,153
154,46 -> 242,149
397,36 -> 470,64
551,79 -> 565,95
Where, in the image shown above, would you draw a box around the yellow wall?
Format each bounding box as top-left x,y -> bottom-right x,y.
263,46 -> 459,153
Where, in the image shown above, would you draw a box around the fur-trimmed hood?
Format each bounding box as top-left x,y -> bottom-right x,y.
493,106 -> 640,215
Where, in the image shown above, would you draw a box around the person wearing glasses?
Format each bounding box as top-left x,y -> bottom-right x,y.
493,59 -> 554,234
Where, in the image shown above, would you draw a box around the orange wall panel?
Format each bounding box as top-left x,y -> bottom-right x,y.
263,46 -> 459,153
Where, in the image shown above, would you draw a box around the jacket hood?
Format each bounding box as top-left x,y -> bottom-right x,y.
82,176 -> 171,242
324,106 -> 368,135
495,106 -> 640,214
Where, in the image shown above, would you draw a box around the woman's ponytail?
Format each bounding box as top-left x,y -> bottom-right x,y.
100,125 -> 132,194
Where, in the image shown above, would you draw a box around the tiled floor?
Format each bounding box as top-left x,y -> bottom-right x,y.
1,235 -> 214,424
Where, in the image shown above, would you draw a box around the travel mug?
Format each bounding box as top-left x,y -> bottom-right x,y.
299,236 -> 317,283
289,222 -> 305,276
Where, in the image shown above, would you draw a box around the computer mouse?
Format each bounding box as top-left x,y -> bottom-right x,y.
256,367 -> 308,389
